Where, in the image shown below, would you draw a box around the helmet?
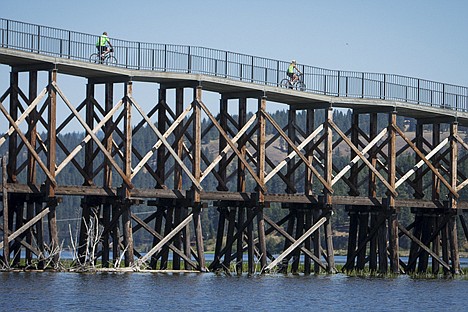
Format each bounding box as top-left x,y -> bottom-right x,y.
292,60 -> 296,64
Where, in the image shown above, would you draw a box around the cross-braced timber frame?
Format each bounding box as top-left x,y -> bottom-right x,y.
0,18 -> 468,274
0,65 -> 467,275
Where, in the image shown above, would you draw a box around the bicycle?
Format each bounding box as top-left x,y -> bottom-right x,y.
89,48 -> 117,66
280,73 -> 306,91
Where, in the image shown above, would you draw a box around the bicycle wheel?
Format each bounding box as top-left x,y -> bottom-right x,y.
105,55 -> 117,66
296,81 -> 306,91
89,53 -> 101,64
280,78 -> 291,88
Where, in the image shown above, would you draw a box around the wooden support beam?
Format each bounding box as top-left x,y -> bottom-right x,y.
449,121 -> 460,273
329,119 -> 397,197
0,207 -> 50,249
2,157 -> 9,263
343,210 -> 388,272
84,83 -> 95,186
266,124 -> 324,183
263,110 -> 332,193
387,111 -> 399,274
7,71 -> 18,183
196,98 -> 265,192
0,97 -> 56,187
264,214 -> 326,270
201,114 -> 257,182
0,88 -> 46,149
333,128 -> 387,187
131,213 -> 198,269
398,223 -> 451,271
52,82 -> 133,189
137,213 -> 194,266
264,216 -> 327,271
392,123 -> 458,198
395,138 -> 448,189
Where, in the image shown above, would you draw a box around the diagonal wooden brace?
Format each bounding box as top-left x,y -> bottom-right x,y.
0,100 -> 56,187
197,99 -> 266,192
52,82 -> 133,189
329,119 -> 397,197
263,110 -> 332,193
136,213 -> 193,266
392,124 -> 458,198
129,96 -> 202,191
265,216 -> 328,271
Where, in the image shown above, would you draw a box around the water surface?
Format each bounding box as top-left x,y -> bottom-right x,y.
1,272 -> 467,311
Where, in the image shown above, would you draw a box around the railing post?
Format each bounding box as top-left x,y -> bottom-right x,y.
188,46 -> 191,73
361,72 -> 365,98
138,42 -> 141,70
346,76 -> 348,97
276,61 -> 280,86
442,83 -> 445,108
68,31 -> 71,59
324,75 -> 327,95
125,46 -> 129,69
6,20 -> 9,47
417,78 -> 420,104
251,56 -> 254,83
383,74 -> 386,100
337,71 -> 340,96
164,44 -> 167,72
225,51 -> 228,78
466,87 -> 468,112
37,25 -> 40,53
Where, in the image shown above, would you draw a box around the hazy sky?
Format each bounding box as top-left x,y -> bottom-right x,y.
2,0 -> 468,86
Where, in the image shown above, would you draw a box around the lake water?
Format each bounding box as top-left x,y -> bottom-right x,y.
1,271 -> 467,311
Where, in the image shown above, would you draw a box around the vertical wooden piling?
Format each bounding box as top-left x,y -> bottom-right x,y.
25,71 -> 38,266
122,81 -> 134,266
324,107 -> 335,272
47,69 -> 59,264
387,111 -> 399,274
2,157 -> 9,265
257,96 -> 267,272
193,86 -> 205,271
102,82 -> 114,268
449,121 -> 460,274
236,97 -> 247,275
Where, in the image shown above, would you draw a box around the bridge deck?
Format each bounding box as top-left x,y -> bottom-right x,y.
1,48 -> 467,126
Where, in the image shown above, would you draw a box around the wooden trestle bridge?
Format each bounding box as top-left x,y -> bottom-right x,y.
1,18 -> 467,275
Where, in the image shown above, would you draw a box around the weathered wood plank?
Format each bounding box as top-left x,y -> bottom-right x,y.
398,223 -> 451,271
53,82 -> 133,189
0,207 -> 50,249
137,213 -> 193,266
265,216 -> 327,271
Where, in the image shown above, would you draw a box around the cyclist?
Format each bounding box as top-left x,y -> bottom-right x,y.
96,32 -> 113,61
287,60 -> 302,87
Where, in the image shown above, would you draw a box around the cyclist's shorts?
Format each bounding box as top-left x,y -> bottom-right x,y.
286,72 -> 294,78
97,46 -> 107,54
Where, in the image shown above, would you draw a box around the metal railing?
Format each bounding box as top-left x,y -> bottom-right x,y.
1,17 -> 467,113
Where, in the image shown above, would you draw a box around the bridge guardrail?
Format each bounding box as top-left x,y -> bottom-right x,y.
1,17 -> 467,113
